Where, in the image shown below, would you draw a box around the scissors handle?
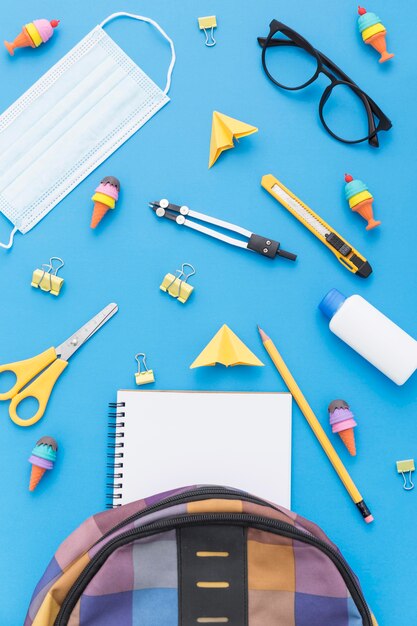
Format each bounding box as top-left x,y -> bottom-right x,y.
9,359 -> 68,427
0,347 -> 57,400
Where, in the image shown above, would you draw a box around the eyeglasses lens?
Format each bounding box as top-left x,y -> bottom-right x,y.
264,35 -> 318,89
321,83 -> 372,143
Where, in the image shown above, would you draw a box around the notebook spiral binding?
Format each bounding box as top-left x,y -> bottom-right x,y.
106,402 -> 125,509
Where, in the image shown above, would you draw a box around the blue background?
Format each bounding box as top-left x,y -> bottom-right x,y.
0,1 -> 415,624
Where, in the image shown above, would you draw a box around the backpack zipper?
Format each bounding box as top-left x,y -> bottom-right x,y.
99,486 -> 274,542
55,512 -> 373,626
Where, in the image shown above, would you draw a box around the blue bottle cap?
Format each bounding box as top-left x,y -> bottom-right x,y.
319,288 -> 347,320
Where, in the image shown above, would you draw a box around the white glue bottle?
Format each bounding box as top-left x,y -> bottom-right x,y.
319,288 -> 417,385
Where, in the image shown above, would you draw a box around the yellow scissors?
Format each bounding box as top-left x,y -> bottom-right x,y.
0,303 -> 118,427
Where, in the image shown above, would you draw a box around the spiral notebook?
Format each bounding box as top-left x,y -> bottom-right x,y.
108,390 -> 292,508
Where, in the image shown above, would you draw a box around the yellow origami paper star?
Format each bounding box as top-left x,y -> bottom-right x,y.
208,111 -> 258,168
190,324 -> 264,368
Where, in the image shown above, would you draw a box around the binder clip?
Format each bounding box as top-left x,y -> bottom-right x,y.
198,15 -> 217,47
396,459 -> 415,491
135,353 -> 155,386
31,257 -> 64,296
160,263 -> 196,304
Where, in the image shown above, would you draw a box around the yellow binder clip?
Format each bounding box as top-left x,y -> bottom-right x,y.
396,459 -> 415,491
198,15 -> 217,47
160,263 -> 196,304
135,353 -> 155,386
31,257 -> 65,296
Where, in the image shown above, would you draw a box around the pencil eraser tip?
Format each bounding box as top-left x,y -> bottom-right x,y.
364,515 -> 374,524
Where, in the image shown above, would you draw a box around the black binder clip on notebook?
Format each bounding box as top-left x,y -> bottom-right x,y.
149,199 -> 297,261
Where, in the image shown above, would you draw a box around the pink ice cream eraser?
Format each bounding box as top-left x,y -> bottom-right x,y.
33,19 -> 58,43
95,182 -> 119,201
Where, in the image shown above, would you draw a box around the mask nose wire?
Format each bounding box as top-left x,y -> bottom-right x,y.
99,12 -> 176,95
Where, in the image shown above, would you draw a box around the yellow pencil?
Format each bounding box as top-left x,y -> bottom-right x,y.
258,325 -> 374,524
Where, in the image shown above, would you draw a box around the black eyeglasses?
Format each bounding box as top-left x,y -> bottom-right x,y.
258,20 -> 392,147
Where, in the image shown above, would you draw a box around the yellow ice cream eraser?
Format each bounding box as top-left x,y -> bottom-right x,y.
25,23 -> 42,47
349,190 -> 373,208
362,23 -> 386,41
91,192 -> 115,209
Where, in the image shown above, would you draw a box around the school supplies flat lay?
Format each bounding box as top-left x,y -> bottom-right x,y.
107,391 -> 292,507
190,324 -> 264,368
258,19 -> 392,146
26,486 -> 379,626
208,111 -> 258,167
150,198 -> 297,260
1,4 -> 412,625
0,12 -> 175,249
0,303 -> 118,426
262,174 -> 372,277
258,326 -> 373,523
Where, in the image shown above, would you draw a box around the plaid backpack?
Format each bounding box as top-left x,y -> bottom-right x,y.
25,485 -> 378,626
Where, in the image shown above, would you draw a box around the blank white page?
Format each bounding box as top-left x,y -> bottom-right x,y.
113,390 -> 292,508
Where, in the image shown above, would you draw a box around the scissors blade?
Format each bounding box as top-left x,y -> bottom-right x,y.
56,303 -> 119,361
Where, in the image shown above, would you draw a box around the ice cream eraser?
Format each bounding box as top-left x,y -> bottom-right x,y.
357,7 -> 394,63
4,19 -> 59,56
344,173 -> 381,230
28,436 -> 58,491
328,399 -> 357,456
91,176 -> 121,229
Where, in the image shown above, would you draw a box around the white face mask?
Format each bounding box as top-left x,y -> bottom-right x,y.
0,12 -> 175,249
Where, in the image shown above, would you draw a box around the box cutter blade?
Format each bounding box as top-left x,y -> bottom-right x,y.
149,199 -> 297,261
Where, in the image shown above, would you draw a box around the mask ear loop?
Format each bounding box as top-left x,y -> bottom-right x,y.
0,225 -> 18,249
99,12 -> 176,96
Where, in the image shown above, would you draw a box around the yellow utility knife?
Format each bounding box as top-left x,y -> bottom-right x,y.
261,174 -> 372,278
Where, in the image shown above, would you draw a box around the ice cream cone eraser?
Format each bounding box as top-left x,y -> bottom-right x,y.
357,7 -> 394,63
90,176 -> 120,229
4,19 -> 59,56
344,174 -> 381,230
328,400 -> 357,456
28,436 -> 58,491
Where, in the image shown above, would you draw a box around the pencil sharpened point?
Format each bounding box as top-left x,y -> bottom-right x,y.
257,326 -> 269,342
